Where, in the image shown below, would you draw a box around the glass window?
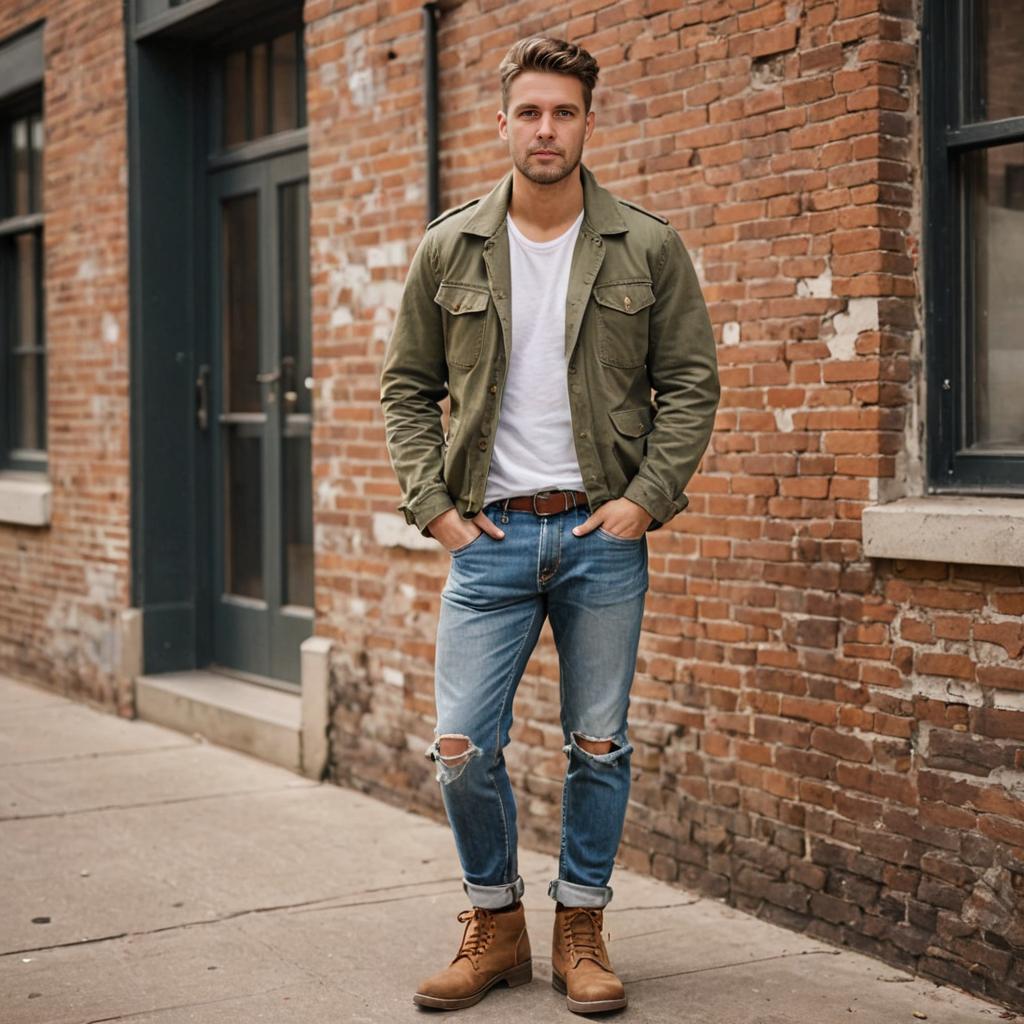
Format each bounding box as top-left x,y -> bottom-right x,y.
219,28 -> 305,150
966,142 -> 1024,451
1,98 -> 46,469
925,1 -> 1024,491
966,0 -> 1024,123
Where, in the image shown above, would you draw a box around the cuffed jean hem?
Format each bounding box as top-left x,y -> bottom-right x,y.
548,878 -> 613,908
463,874 -> 525,909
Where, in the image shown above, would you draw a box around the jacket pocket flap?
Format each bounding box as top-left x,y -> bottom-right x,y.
609,406 -> 654,437
434,282 -> 490,315
593,281 -> 655,315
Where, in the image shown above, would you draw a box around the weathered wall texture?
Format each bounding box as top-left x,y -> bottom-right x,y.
307,0 -> 1024,1009
0,1 -> 132,713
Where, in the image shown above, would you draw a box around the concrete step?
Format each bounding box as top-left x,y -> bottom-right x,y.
135,671 -> 302,773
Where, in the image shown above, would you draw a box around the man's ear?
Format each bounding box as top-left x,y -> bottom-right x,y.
584,109 -> 595,142
496,109 -> 508,141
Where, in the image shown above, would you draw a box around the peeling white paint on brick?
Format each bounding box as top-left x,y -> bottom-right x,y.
722,321 -> 740,345
382,666 -> 404,687
904,676 -> 985,708
372,304 -> 394,345
367,242 -> 408,269
775,409 -> 795,432
102,312 -> 119,344
827,297 -> 879,360
992,690 -> 1024,713
691,249 -> 705,287
796,266 -> 832,298
373,512 -> 438,551
346,34 -> 377,109
330,306 -> 353,328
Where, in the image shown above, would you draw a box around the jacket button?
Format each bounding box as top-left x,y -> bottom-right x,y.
623,296 -> 632,309
568,364 -> 577,374
478,439 -> 488,450
489,384 -> 497,394
578,431 -> 588,439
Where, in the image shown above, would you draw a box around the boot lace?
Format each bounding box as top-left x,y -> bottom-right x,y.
562,908 -> 606,966
455,908 -> 495,966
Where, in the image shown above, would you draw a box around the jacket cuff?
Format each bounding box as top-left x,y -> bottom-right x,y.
402,488 -> 455,537
624,477 -> 687,528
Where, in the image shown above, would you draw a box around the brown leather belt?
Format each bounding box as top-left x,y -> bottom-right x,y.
494,490 -> 589,516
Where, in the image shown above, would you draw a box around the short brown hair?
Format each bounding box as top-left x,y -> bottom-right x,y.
499,37 -> 600,114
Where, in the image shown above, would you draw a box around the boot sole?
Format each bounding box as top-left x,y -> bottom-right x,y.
552,969 -> 628,1014
413,960 -> 533,1010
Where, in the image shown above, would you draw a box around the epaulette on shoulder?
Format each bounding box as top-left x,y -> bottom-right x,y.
427,196 -> 481,230
616,197 -> 669,225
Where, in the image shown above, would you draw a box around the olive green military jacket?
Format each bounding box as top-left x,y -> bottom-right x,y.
380,163 -> 720,535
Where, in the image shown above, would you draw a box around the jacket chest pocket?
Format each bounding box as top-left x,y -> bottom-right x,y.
593,280 -> 655,368
434,282 -> 490,369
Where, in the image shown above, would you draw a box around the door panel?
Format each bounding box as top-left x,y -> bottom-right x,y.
209,150 -> 312,686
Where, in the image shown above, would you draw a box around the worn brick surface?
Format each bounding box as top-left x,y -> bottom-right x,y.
0,1 -> 131,713
308,0 -> 1024,1011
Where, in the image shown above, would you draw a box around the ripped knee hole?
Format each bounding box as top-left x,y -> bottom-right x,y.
437,733 -> 474,764
572,732 -> 618,756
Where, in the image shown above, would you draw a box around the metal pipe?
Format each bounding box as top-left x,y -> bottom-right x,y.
423,2 -> 440,223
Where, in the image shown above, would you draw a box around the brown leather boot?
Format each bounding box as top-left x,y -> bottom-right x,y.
551,904 -> 627,1014
413,902 -> 532,1009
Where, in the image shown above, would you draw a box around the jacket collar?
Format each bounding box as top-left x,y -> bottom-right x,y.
461,163 -> 628,238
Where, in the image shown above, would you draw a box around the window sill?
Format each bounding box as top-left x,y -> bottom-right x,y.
862,496 -> 1024,568
0,471 -> 52,526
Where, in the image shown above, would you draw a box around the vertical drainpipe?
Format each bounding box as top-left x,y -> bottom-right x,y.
423,2 -> 440,223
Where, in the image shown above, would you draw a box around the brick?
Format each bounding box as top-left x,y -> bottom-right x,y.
810,726 -> 873,763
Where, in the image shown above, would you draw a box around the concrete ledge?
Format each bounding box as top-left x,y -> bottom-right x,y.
0,471 -> 51,526
136,671 -> 301,772
863,496 -> 1024,568
300,636 -> 332,780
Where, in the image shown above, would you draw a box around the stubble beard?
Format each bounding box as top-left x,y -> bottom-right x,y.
512,142 -> 584,185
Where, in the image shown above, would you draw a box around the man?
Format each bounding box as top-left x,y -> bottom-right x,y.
380,36 -> 719,1014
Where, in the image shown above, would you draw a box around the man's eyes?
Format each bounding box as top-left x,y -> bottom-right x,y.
520,110 -> 574,118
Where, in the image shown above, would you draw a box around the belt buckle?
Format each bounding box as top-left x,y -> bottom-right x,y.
531,489 -> 556,516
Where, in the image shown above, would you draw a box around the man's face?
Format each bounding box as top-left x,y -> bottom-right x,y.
497,71 -> 595,185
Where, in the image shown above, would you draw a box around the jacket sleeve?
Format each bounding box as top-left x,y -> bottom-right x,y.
623,227 -> 720,527
379,232 -> 455,534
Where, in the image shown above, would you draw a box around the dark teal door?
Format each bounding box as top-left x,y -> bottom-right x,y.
208,149 -> 313,686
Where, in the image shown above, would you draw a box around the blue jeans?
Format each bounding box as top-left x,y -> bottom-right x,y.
425,502 -> 648,910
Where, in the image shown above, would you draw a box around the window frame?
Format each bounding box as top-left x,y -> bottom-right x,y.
923,0 -> 1024,494
0,61 -> 46,474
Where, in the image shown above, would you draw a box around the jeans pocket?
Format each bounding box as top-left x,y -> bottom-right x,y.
596,526 -> 643,544
449,529 -> 487,556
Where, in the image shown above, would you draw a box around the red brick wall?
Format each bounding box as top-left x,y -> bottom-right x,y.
310,0 -> 1024,1008
0,0 -> 132,712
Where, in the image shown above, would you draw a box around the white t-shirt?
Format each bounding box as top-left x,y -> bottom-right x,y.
483,210 -> 586,505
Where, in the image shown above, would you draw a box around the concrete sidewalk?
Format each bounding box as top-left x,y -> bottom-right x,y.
0,673 -> 1002,1024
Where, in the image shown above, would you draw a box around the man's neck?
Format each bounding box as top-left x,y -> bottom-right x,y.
507,165 -> 584,243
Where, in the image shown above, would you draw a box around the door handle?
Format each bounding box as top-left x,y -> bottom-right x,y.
195,363 -> 210,431
281,355 -> 297,407
255,368 -> 281,383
